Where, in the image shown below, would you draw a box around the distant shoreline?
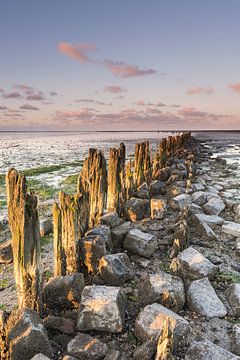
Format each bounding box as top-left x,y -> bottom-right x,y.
0,130 -> 240,133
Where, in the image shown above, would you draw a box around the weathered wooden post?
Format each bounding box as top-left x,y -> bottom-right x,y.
107,143 -> 125,214
77,149 -> 107,227
125,159 -> 135,200
6,168 -> 42,313
134,141 -> 151,187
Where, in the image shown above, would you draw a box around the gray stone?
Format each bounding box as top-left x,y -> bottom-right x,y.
233,324 -> 240,356
100,212 -> 124,229
192,191 -> 207,206
99,253 -> 135,285
135,303 -> 190,349
31,355 -> 51,360
0,239 -> 13,264
228,283 -> 240,317
77,285 -> 125,333
67,333 -> 108,359
43,316 -> 76,334
62,356 -> 78,360
222,222 -> 240,238
40,218 -> 53,237
139,271 -> 185,311
170,194 -> 192,211
187,277 -> 227,318
150,198 -> 167,219
133,340 -> 156,359
197,221 -> 218,241
149,180 -> 166,196
234,204 -> 240,223
188,203 -> 204,216
171,247 -> 218,280
190,213 -> 224,228
236,239 -> 240,257
124,229 -> 157,258
6,309 -> 52,360
203,197 -> 225,216
104,349 -> 121,360
43,273 -> 84,310
185,339 -> 240,360
123,198 -> 150,222
80,235 -> 107,273
111,222 -> 132,248
85,225 -> 113,250
191,183 -> 205,192
157,167 -> 171,182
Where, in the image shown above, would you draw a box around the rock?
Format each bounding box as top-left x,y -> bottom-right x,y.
67,333 -> 108,359
123,198 -> 150,222
123,229 -> 157,259
43,316 -> 76,334
157,167 -> 171,182
62,356 -> 78,360
43,273 -> 84,310
170,194 -> 192,211
149,180 -> 166,196
236,239 -> 240,257
190,213 -> 224,228
150,199 -> 167,219
228,283 -> 240,317
187,277 -> 227,318
104,349 -> 121,360
31,355 -> 51,360
139,272 -> 185,311
188,204 -> 204,216
111,222 -> 132,248
222,222 -> 240,238
133,340 -> 156,359
185,339 -> 240,360
6,308 -> 52,360
85,225 -> 113,250
100,212 -> 124,229
216,156 -> 227,165
40,218 -> 53,237
203,197 -> 225,215
0,239 -> 13,264
166,174 -> 180,185
191,183 -> 205,192
80,235 -> 107,273
77,285 -> 125,333
197,221 -> 218,241
192,191 -> 207,206
134,185 -> 150,200
171,247 -> 218,280
135,303 -> 190,349
235,204 -> 240,223
233,324 -> 240,356
99,253 -> 135,285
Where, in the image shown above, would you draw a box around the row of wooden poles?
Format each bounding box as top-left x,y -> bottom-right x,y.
6,132 -> 192,314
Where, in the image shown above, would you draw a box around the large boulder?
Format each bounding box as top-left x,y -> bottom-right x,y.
111,221 -> 132,248
135,303 -> 190,349
67,333 -> 108,360
203,197 -> 225,216
185,339 -> 240,360
80,235 -> 107,273
149,180 -> 166,196
123,198 -> 150,222
43,273 -> 84,310
123,229 -> 158,258
187,277 -> 227,318
150,199 -> 167,219
170,247 -> 218,281
98,253 -> 135,285
228,283 -> 240,317
222,222 -> 240,238
85,225 -> 113,250
139,272 -> 185,311
100,212 -> 124,229
77,285 -> 126,333
0,239 -> 13,264
6,309 -> 52,360
170,194 -> 192,211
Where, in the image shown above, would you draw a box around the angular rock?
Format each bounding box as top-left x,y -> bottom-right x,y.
123,198 -> 150,222
203,197 -> 225,216
185,339 -> 240,360
197,221 -> 218,241
104,349 -> 121,360
100,212 -> 124,229
187,277 -> 227,318
0,239 -> 13,264
43,316 -> 76,334
124,229 -> 157,258
67,333 -> 108,359
43,273 -> 84,310
31,355 -> 51,360
135,303 -> 190,349
233,324 -> 240,356
149,180 -> 166,196
190,213 -> 224,228
40,218 -> 53,236
228,283 -> 240,317
85,225 -> 113,251
139,271 -> 185,311
62,356 -> 78,360
80,235 -> 107,273
222,222 -> 240,238
171,247 -> 218,280
6,308 -> 52,360
78,285 -> 125,333
99,253 -> 135,285
157,167 -> 171,182
111,221 -> 132,248
191,182 -> 205,192
150,199 -> 167,219
188,203 -> 204,216
133,340 -> 156,359
170,194 -> 192,211
192,191 -> 207,206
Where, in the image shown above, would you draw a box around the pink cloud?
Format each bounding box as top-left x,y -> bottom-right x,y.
228,83 -> 240,93
3,91 -> 22,99
105,60 -> 157,78
20,104 -> 39,110
135,100 -> 146,106
13,84 -> 34,94
57,42 -> 96,63
186,86 -> 214,95
104,85 -> 127,94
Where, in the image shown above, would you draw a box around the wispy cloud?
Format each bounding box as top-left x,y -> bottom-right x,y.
228,83 -> 240,93
104,60 -> 157,78
0,88 -> 4,93
104,85 -> 127,94
186,86 -> 214,95
74,98 -> 95,103
49,91 -> 58,96
57,42 -> 97,63
0,106 -> 7,110
13,84 -> 34,93
20,104 -> 39,110
26,92 -> 44,101
3,91 -> 22,99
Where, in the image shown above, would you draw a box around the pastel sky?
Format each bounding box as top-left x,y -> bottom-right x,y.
1,0 -> 240,130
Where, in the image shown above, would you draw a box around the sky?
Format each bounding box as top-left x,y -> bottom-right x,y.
1,0 -> 240,131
